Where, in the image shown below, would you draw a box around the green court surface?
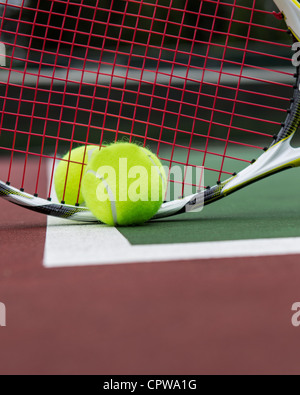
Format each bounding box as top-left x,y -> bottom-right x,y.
120,167 -> 300,245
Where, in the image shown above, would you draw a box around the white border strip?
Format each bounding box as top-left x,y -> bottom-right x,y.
43,216 -> 300,268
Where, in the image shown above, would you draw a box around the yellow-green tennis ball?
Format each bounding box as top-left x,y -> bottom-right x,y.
142,146 -> 168,186
55,145 -> 98,205
82,143 -> 167,226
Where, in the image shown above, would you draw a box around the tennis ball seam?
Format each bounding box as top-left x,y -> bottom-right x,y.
54,145 -> 99,205
86,169 -> 118,226
140,148 -> 167,190
88,147 -> 98,162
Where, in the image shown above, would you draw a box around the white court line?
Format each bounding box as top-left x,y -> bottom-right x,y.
43,215 -> 300,268
44,162 -> 300,268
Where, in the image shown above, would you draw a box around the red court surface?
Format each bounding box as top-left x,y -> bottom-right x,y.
1,161 -> 300,375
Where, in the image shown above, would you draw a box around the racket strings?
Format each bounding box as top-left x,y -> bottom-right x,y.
0,0 -> 296,200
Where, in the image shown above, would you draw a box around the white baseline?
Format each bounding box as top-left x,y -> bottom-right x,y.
43,216 -> 300,268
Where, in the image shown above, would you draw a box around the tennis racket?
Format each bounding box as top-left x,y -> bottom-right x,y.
0,0 -> 300,222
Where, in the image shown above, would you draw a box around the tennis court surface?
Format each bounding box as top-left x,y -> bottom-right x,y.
1,158 -> 300,375
2,0 -> 300,376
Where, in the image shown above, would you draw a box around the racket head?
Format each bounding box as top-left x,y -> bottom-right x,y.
0,0 -> 299,220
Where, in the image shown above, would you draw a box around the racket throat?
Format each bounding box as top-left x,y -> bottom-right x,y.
222,139 -> 300,196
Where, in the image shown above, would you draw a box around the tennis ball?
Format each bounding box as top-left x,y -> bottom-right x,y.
55,145 -> 99,205
82,143 -> 167,226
